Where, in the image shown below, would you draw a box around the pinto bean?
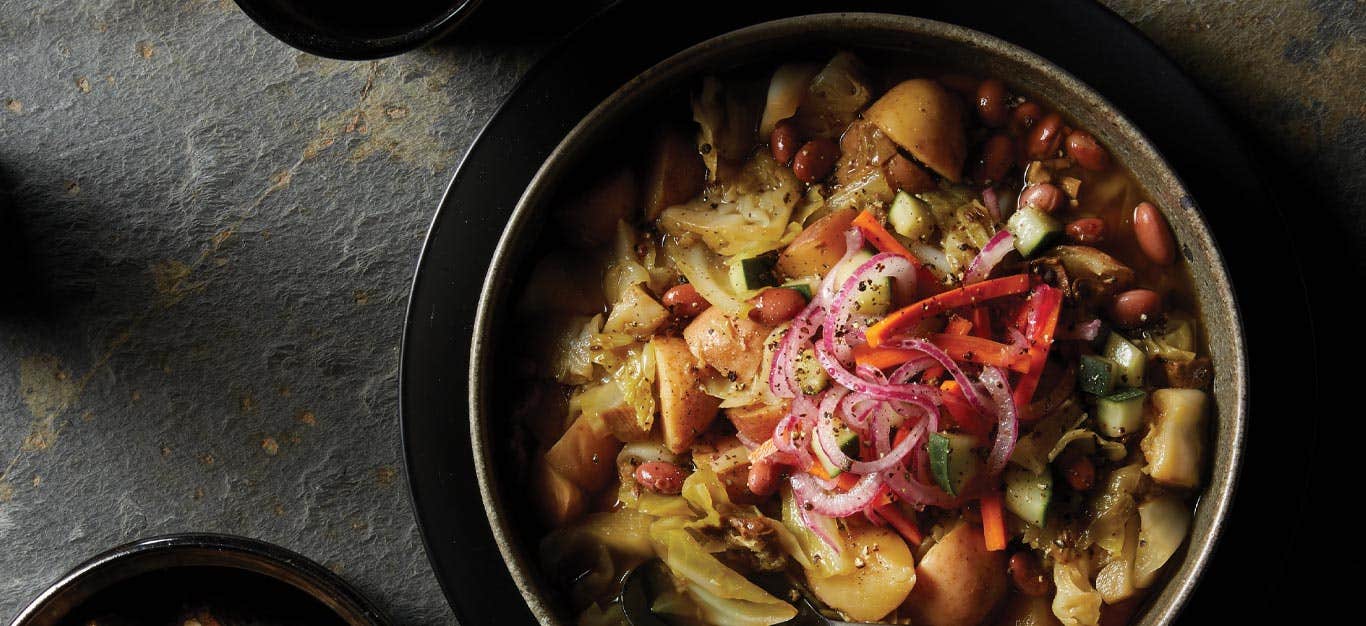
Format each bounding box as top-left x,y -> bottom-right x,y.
634,461 -> 687,495
1009,101 -> 1043,136
976,78 -> 1010,127
1018,183 -> 1063,213
1066,130 -> 1110,171
1110,289 -> 1163,328
1008,552 -> 1051,597
886,153 -> 937,193
792,138 -> 840,183
662,283 -> 710,318
974,134 -> 1015,184
1062,455 -> 1096,491
770,119 -> 802,166
1133,201 -> 1176,265
1066,218 -> 1107,244
1024,112 -> 1065,160
749,288 -> 806,325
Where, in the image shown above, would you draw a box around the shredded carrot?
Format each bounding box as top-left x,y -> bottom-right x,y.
853,344 -> 921,370
940,380 -> 992,437
929,333 -> 1033,373
980,491 -> 1008,551
877,504 -> 924,546
945,314 -> 974,336
866,274 -> 1032,347
1012,284 -> 1063,416
853,210 -> 917,262
970,306 -> 993,339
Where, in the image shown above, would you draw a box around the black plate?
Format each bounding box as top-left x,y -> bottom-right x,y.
400,1 -> 1319,624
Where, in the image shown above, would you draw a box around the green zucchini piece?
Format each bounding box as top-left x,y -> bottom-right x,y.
928,432 -> 981,496
812,415 -> 860,477
889,191 -> 934,240
794,348 -> 830,396
729,252 -> 780,292
830,249 -> 892,315
1004,465 -> 1053,527
1103,333 -> 1146,387
1078,354 -> 1120,396
1006,205 -> 1063,257
781,277 -> 819,301
1097,388 -> 1147,438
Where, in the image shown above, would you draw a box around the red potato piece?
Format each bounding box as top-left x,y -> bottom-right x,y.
776,208 -> 857,280
531,461 -> 586,527
554,168 -> 638,248
682,306 -> 773,383
653,337 -> 722,453
808,523 -> 917,621
543,414 -> 622,493
644,126 -> 706,221
903,522 -> 1008,626
725,400 -> 791,443
863,79 -> 968,182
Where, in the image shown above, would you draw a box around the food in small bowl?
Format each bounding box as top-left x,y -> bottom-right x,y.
471,15 -> 1243,626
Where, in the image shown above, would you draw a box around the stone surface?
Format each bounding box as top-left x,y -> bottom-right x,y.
0,1 -> 1359,624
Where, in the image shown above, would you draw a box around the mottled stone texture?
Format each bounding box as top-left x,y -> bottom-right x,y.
0,0 -> 1358,624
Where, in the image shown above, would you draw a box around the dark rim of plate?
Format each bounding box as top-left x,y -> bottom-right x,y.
8,533 -> 390,626
231,0 -> 483,60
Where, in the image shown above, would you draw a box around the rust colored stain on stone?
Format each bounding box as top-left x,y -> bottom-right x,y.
376,466 -> 397,486
296,409 -> 317,426
261,437 -> 279,456
136,41 -> 155,59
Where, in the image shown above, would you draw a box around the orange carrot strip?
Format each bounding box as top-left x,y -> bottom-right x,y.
929,333 -> 1032,373
877,504 -> 924,546
940,380 -> 992,437
980,491 -> 1008,551
852,210 -> 917,263
866,274 -> 1032,347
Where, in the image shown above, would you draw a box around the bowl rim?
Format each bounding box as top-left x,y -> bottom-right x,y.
7,532 -> 390,626
231,0 -> 483,61
469,12 -> 1247,626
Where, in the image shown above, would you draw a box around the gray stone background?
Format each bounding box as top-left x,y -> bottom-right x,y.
0,0 -> 1359,623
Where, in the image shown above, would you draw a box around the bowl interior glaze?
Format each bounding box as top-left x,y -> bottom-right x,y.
470,13 -> 1246,626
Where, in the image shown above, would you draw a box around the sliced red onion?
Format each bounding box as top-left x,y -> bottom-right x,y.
823,252 -> 916,365
815,404 -> 917,476
881,338 -> 994,416
982,187 -> 1001,222
814,340 -> 940,405
799,506 -> 842,553
964,230 -> 1016,284
889,356 -> 936,384
979,365 -> 1019,476
1058,318 -> 1103,341
790,471 -> 884,517
769,307 -> 825,398
908,240 -> 955,278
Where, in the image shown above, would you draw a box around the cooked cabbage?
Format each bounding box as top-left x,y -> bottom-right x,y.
1011,401 -> 1084,474
692,76 -> 761,183
649,522 -> 797,625
660,152 -> 802,257
577,602 -> 627,626
550,314 -> 603,385
602,284 -> 669,337
1052,559 -> 1103,626
1134,495 -> 1191,588
1094,512 -> 1140,604
664,238 -> 747,315
1048,428 -> 1128,464
1084,464 -> 1145,557
793,52 -> 872,139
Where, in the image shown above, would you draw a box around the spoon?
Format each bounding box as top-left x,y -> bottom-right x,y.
619,559 -> 867,626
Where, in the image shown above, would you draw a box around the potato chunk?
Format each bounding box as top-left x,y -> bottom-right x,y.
531,461 -> 585,527
775,208 -> 857,280
1140,388 -> 1207,488
903,521 -> 1007,626
808,523 -> 917,622
863,79 -> 967,182
653,337 -> 721,453
544,414 -> 622,492
725,400 -> 790,444
682,306 -> 772,383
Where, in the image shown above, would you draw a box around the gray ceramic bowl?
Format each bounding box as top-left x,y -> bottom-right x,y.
470,13 -> 1246,626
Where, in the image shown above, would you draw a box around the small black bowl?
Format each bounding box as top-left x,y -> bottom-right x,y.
233,0 -> 482,60
9,534 -> 389,626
